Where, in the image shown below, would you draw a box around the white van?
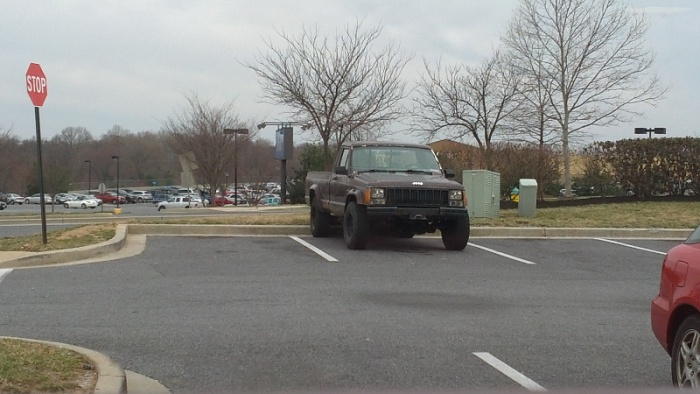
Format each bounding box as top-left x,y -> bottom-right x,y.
176,188 -> 196,195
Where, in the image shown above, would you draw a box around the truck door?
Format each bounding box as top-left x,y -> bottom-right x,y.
329,147 -> 351,216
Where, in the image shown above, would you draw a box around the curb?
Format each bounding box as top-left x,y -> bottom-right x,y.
471,226 -> 693,239
0,224 -> 128,269
1,336 -> 127,394
126,223 -> 309,236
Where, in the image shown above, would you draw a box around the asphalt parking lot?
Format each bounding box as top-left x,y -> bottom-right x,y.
0,234 -> 679,392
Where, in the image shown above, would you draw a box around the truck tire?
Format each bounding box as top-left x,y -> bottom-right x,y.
343,201 -> 370,249
440,216 -> 470,251
310,197 -> 331,237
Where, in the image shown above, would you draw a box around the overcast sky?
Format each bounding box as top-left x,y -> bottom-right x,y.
2,0 -> 698,145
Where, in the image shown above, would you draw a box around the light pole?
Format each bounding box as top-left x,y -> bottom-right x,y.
223,128 -> 249,206
111,155 -> 120,208
257,121 -> 310,204
634,127 -> 666,139
84,160 -> 91,195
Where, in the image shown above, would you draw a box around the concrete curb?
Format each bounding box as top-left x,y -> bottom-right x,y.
1,336 -> 127,394
471,226 -> 693,239
127,223 -> 309,236
0,224 -> 128,269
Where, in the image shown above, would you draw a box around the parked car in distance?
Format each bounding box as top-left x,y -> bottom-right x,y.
113,191 -> 138,204
214,194 -> 247,206
152,194 -> 171,204
156,196 -> 199,211
24,193 -> 53,204
63,194 -> 99,209
214,195 -> 232,206
259,193 -> 281,205
93,191 -> 126,205
129,190 -> 154,203
651,223 -> 700,387
84,192 -> 104,205
54,193 -> 77,204
5,193 -> 24,205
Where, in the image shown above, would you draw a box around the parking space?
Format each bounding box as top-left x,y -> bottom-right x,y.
0,234 -> 675,391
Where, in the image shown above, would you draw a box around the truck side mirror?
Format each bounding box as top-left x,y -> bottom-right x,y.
334,166 -> 348,175
443,169 -> 456,179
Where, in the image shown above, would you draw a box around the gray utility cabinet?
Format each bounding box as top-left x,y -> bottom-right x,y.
518,178 -> 538,217
462,170 -> 500,218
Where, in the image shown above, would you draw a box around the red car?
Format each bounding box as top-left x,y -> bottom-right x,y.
651,224 -> 700,387
213,195 -> 233,206
93,191 -> 127,205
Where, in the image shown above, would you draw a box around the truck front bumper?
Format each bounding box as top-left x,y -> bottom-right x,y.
366,206 -> 468,220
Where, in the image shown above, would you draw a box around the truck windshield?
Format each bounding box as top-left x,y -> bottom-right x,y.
351,146 -> 441,173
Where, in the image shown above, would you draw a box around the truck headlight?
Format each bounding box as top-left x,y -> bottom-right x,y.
365,188 -> 386,205
370,188 -> 385,198
448,190 -> 465,207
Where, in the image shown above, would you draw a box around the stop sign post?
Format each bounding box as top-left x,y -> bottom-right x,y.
26,62 -> 49,244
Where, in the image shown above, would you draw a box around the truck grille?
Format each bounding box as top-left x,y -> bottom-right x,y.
385,188 -> 448,206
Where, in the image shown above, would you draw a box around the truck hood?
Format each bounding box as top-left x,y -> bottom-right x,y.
353,171 -> 463,189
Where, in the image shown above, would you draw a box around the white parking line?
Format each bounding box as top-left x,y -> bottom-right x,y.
594,238 -> 667,255
0,269 -> 12,284
289,236 -> 338,262
469,243 -> 536,265
473,352 -> 546,391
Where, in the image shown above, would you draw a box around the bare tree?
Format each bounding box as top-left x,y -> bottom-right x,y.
413,52 -> 521,170
247,20 -> 410,167
503,0 -> 666,196
162,95 -> 251,200
0,127 -> 20,192
123,131 -> 170,185
50,127 -> 95,186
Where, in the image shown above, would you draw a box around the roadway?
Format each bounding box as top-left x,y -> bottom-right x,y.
0,232 -> 678,392
0,202 -> 299,238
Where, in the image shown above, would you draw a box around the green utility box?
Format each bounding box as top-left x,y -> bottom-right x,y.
518,178 -> 538,217
462,170 -> 500,218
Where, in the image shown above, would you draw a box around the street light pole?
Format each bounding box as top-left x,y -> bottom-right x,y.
84,160 -> 91,195
223,128 -> 249,206
258,121 -> 310,205
111,155 -> 120,208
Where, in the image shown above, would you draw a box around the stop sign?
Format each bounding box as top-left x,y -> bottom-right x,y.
26,63 -> 47,107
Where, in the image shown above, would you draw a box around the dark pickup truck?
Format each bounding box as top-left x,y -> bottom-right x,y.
305,141 -> 470,250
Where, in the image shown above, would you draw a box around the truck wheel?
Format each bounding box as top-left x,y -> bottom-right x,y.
440,216 -> 470,251
310,197 -> 331,237
158,206 -> 165,211
343,201 -> 369,250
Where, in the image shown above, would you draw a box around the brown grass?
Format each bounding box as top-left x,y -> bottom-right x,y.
0,224 -> 117,252
0,339 -> 97,394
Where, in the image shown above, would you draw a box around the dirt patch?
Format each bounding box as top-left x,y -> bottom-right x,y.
54,224 -> 115,241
